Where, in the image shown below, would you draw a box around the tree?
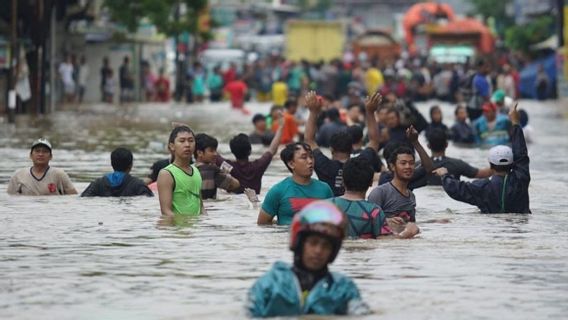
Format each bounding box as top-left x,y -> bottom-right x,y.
505,16 -> 555,54
103,0 -> 210,100
467,0 -> 514,37
103,0 -> 208,39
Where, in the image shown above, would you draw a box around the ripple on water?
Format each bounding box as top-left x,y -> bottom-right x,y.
1,100 -> 568,319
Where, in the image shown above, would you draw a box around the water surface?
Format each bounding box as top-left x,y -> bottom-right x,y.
1,100 -> 567,319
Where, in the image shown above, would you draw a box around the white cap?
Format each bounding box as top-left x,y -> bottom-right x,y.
504,96 -> 514,108
488,145 -> 513,165
31,138 -> 52,151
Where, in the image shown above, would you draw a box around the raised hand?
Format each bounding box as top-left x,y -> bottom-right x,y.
304,91 -> 322,113
432,167 -> 448,177
364,91 -> 383,113
508,102 -> 520,125
406,125 -> 419,143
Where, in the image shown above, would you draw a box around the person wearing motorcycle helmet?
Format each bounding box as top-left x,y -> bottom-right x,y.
246,201 -> 370,317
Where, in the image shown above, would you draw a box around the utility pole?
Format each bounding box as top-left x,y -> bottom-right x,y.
7,0 -> 18,123
174,0 -> 182,102
49,1 -> 56,114
559,0 -> 565,48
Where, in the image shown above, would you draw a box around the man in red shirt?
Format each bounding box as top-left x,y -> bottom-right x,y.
224,75 -> 249,114
155,68 -> 170,102
223,63 -> 237,84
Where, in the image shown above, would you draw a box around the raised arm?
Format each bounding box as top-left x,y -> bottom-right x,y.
364,92 -> 383,151
509,103 -> 530,181
407,125 -> 434,173
267,116 -> 285,156
304,91 -> 322,150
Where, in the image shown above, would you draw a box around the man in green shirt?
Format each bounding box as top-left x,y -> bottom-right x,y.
257,142 -> 333,225
157,126 -> 203,217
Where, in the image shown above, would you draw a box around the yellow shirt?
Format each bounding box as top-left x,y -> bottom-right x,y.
272,81 -> 288,106
365,68 -> 384,94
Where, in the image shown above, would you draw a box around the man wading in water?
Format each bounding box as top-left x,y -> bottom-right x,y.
157,126 -> 203,217
434,103 -> 530,213
8,139 -> 77,196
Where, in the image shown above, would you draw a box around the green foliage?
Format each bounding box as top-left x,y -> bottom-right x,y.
103,0 -> 208,36
468,0 -> 511,20
298,0 -> 332,12
505,16 -> 555,53
467,0 -> 514,36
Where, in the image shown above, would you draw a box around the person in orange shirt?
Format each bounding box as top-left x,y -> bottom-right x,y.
272,99 -> 299,144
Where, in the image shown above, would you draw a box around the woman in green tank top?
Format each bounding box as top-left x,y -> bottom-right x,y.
157,126 -> 203,216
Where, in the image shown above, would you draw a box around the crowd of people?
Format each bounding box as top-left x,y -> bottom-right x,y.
13,52 -> 534,316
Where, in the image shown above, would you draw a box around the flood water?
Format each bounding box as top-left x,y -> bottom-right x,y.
1,99 -> 567,319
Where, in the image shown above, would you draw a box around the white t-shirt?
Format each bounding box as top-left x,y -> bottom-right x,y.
7,167 -> 76,196
58,62 -> 74,85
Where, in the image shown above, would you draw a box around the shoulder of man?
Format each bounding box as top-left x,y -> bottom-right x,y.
12,167 -> 28,177
51,167 -> 70,177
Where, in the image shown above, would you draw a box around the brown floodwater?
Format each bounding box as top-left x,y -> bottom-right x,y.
1,99 -> 567,319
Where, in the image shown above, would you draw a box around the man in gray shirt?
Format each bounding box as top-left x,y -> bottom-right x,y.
368,128 -> 430,232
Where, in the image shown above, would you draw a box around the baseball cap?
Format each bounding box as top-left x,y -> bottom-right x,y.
31,138 -> 52,152
488,145 -> 513,165
482,102 -> 497,113
491,89 -> 506,103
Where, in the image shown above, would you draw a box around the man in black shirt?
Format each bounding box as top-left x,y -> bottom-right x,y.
248,113 -> 274,146
119,56 -> 134,103
434,103 -> 530,213
305,91 -> 384,196
82,148 -> 153,197
316,108 -> 347,148
450,104 -> 476,144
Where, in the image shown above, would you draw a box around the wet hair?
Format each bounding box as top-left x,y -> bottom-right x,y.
168,126 -> 194,162
383,141 -> 412,164
388,146 -> 415,166
322,93 -> 334,101
280,142 -> 312,173
270,104 -> 284,114
326,108 -> 340,122
342,157 -> 374,192
252,113 -> 266,124
427,128 -> 448,153
347,125 -> 363,144
195,133 -> 218,153
386,108 -> 400,119
430,105 -> 441,119
229,133 -> 252,160
110,147 -> 133,172
519,109 -> 529,127
347,103 -> 363,112
168,126 -> 194,144
330,130 -> 353,154
284,99 -> 298,110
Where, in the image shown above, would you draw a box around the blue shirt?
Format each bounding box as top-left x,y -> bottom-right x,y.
246,261 -> 370,317
474,114 -> 511,146
261,177 -> 333,225
473,73 -> 490,98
